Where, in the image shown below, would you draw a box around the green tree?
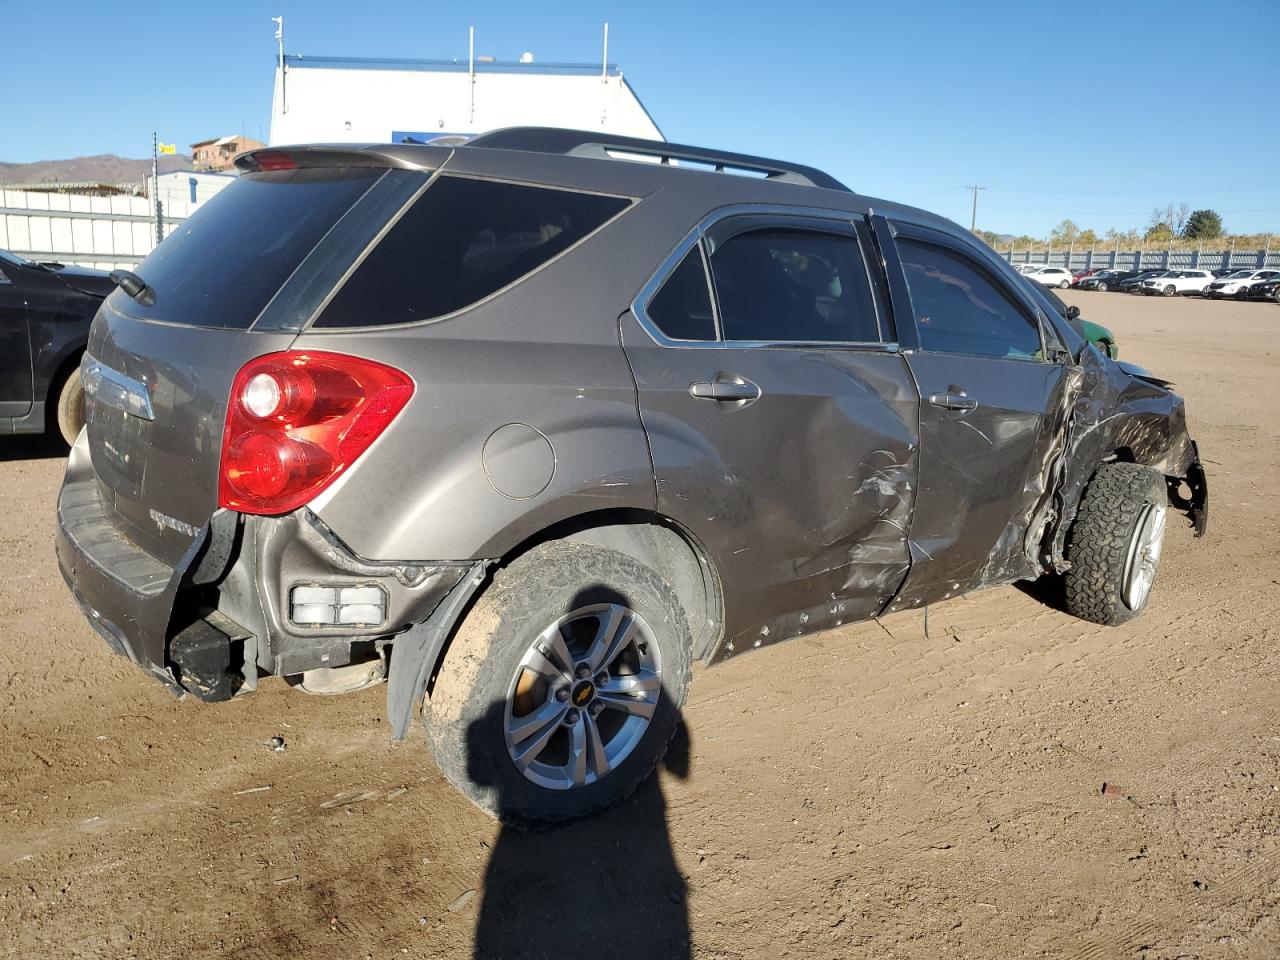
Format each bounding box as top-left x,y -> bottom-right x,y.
1050,219 -> 1080,245
1078,228 -> 1098,247
1145,223 -> 1174,244
1183,209 -> 1224,240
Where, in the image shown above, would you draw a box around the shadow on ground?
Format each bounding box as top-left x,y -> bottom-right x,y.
0,433 -> 68,463
471,719 -> 692,960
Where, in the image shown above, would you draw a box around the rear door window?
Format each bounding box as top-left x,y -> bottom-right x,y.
707,228 -> 882,343
646,247 -> 717,341
121,168 -> 382,328
896,238 -> 1043,360
317,176 -> 630,327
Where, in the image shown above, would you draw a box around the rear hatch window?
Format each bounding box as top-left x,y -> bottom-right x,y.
118,168 -> 382,328
315,176 -> 630,328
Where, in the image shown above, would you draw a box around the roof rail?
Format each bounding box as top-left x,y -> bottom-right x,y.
464,127 -> 850,193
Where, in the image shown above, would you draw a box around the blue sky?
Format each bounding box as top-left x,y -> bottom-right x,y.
3,0 -> 1276,238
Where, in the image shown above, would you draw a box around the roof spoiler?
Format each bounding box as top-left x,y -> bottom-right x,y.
464,127 -> 851,192
234,143 -> 453,173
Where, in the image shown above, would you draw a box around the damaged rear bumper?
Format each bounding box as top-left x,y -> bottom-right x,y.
57,447 -> 477,704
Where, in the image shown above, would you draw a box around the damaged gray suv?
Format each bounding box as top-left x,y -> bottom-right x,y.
57,128 -> 1207,823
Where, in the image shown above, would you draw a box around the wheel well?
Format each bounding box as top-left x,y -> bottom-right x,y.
44,348 -> 85,429
499,509 -> 724,662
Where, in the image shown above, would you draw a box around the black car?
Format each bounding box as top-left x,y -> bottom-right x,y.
1118,270 -> 1167,293
1076,269 -> 1139,292
0,250 -> 115,443
1247,277 -> 1280,302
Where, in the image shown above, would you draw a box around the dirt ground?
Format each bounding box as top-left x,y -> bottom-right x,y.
1,291 -> 1277,960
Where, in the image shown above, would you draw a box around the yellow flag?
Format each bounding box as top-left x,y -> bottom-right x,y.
158,142 -> 177,155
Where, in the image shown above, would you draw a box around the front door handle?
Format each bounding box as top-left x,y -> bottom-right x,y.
690,375 -> 761,404
928,391 -> 978,412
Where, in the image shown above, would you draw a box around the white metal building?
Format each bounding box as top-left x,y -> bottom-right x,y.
154,170 -> 235,210
269,55 -> 663,147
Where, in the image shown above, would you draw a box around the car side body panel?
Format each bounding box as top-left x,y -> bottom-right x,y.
0,260 -> 98,431
621,309 -> 919,659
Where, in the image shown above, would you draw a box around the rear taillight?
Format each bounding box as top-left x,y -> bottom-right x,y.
249,150 -> 298,171
219,351 -> 414,515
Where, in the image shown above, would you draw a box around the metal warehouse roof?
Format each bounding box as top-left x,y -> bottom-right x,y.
269,53 -> 663,147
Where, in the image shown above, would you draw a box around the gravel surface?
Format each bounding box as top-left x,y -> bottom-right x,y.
0,291 -> 1276,959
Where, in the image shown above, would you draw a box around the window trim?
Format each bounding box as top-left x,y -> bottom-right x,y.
888,221 -> 1050,364
631,204 -> 899,353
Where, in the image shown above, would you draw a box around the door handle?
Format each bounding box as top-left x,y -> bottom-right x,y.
928,391 -> 978,412
689,375 -> 761,404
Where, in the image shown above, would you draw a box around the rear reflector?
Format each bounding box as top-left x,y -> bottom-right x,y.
219,351 -> 413,514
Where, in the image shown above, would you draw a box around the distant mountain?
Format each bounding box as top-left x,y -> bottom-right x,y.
0,153 -> 194,187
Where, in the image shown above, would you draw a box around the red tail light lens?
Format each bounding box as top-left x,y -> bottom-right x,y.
249,150 -> 298,171
219,351 -> 414,514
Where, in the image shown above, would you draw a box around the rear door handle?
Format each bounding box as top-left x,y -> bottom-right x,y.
690,375 -> 761,404
928,391 -> 978,412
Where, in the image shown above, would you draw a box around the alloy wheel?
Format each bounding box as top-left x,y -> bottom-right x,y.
503,603 -> 662,790
1121,501 -> 1167,611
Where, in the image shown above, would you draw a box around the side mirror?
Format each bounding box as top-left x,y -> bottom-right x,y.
1066,305 -> 1081,321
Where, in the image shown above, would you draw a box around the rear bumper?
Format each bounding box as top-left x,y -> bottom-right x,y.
56,472 -> 197,695
56,434 -> 474,699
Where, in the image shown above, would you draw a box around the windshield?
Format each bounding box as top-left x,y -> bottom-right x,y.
0,249 -> 33,268
1224,270 -> 1252,279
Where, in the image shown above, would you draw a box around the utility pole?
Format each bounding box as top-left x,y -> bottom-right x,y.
468,26 -> 476,124
966,184 -> 985,232
151,131 -> 162,246
272,17 -> 286,114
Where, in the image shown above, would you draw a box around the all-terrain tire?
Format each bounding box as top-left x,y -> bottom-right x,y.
425,540 -> 692,825
55,366 -> 86,446
1065,462 -> 1167,626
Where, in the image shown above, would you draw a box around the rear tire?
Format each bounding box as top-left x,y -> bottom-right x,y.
1065,463 -> 1168,626
1058,279 -> 1070,289
425,541 -> 692,825
54,366 -> 85,446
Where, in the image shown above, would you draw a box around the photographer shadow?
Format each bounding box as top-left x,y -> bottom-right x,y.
468,711 -> 692,960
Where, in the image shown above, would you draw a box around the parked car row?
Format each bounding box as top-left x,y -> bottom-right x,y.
1018,265 -> 1280,301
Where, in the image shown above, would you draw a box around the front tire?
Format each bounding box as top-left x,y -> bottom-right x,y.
1096,281 -> 1108,291
426,541 -> 692,824
54,366 -> 86,446
1065,463 -> 1168,626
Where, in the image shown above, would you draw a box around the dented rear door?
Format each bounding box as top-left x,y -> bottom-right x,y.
622,213 -> 919,658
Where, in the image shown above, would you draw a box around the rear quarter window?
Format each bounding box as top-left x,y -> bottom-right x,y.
119,168 -> 382,329
316,176 -> 631,328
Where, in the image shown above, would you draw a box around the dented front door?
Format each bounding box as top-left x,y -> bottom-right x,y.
885,223 -> 1073,608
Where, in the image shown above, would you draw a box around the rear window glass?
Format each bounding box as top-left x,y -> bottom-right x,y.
709,228 -> 882,343
646,247 -> 717,341
120,168 -> 381,328
316,176 -> 630,328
